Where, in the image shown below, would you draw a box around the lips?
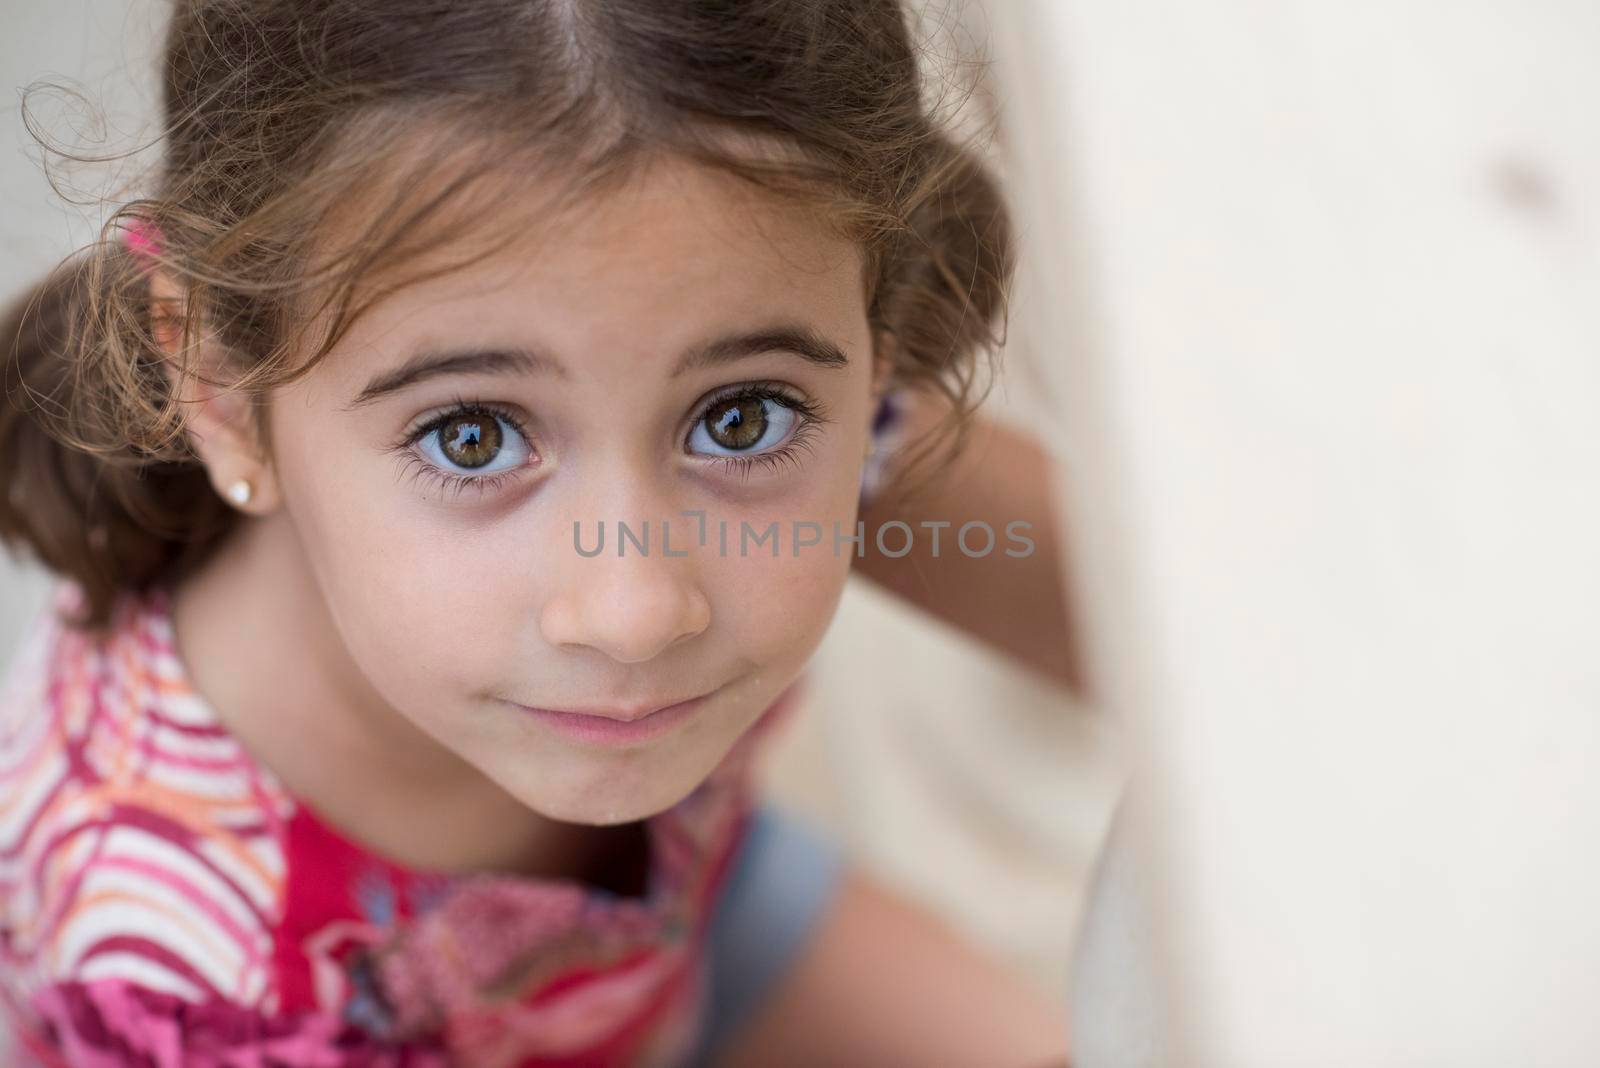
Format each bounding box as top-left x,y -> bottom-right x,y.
527,693 -> 710,723
509,687 -> 720,747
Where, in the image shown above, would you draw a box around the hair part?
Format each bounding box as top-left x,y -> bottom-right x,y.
1,0 -> 1014,630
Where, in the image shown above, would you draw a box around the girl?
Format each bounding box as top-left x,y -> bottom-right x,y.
0,1 -> 1071,1065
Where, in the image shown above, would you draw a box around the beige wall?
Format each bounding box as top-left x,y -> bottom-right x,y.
988,0 -> 1600,1062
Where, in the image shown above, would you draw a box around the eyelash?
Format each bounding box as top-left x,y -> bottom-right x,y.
386,384 -> 829,500
388,395 -> 532,502
692,382 -> 829,482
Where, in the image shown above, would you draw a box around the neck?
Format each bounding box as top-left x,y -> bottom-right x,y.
169,510 -> 623,880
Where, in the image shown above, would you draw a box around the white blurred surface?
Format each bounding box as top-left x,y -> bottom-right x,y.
989,0 -> 1600,1063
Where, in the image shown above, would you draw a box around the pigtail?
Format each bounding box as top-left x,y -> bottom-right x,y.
0,238 -> 236,632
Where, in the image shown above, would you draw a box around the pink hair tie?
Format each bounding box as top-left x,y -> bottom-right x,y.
123,217 -> 165,272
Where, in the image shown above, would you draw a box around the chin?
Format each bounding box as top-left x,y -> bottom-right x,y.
480,702 -> 756,827
515,766 -> 710,827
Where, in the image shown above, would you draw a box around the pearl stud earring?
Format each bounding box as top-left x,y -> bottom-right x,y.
226,479 -> 254,506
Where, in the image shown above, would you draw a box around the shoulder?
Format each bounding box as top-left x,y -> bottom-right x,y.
0,584 -> 289,1015
707,864 -> 1069,1068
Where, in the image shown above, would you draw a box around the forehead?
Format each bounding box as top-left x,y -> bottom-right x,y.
306,149 -> 869,388
478,151 -> 862,302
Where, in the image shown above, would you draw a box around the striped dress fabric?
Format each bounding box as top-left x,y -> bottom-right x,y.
0,582 -> 796,1067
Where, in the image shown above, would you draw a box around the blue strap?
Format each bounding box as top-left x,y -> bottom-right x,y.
684,803 -> 846,1065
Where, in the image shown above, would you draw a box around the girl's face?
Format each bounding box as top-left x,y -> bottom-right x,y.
262,155 -> 882,824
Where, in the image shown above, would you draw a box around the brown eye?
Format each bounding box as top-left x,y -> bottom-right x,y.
438,413 -> 503,468
703,397 -> 768,451
687,389 -> 807,461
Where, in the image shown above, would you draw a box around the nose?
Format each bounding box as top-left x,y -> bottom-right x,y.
539,527 -> 712,664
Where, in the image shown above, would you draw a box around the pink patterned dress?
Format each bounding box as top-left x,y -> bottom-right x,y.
0,582 -> 803,1067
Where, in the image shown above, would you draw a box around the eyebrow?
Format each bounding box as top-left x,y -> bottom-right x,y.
344,324 -> 850,409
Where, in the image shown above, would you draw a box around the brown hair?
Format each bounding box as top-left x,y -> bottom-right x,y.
1,0 -> 1014,631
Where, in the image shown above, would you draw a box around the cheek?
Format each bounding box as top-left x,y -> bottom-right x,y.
704,488 -> 860,672
744,552 -> 851,652
278,437 -> 524,702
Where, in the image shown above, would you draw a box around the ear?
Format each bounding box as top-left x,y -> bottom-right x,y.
149,268 -> 282,514
869,327 -> 897,405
